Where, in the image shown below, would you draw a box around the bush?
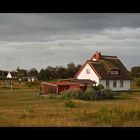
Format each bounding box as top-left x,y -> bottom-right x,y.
61,89 -> 84,99
60,84 -> 114,101
94,84 -> 104,90
102,88 -> 114,99
135,78 -> 140,86
72,89 -> 85,99
84,84 -> 114,100
65,99 -> 76,108
61,89 -> 74,99
84,88 -> 96,100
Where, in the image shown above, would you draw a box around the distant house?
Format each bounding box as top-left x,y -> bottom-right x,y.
74,51 -> 132,91
27,76 -> 37,82
6,71 -> 18,79
7,72 -> 12,79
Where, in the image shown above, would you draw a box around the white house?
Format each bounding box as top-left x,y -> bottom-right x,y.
27,77 -> 37,82
74,51 -> 132,91
7,72 -> 12,79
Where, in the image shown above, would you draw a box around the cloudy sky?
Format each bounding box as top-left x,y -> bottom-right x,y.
0,13 -> 140,71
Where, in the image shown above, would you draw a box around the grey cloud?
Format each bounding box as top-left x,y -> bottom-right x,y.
1,13 -> 140,42
0,13 -> 140,71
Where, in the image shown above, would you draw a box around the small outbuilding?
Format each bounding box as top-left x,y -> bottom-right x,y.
42,79 -> 96,95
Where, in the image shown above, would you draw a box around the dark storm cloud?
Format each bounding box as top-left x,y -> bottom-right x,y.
1,13 -> 140,42
0,13 -> 140,71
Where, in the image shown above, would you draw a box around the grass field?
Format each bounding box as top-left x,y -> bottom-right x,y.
1,83 -> 140,127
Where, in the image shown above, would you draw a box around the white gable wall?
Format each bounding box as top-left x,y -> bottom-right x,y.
7,72 -> 12,78
99,80 -> 130,91
77,63 -> 100,85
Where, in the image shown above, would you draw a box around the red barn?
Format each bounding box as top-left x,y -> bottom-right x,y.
42,79 -> 96,95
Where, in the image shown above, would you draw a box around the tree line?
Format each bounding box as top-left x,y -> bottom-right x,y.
31,65 -> 140,80
1,65 -> 140,81
28,63 -> 81,81
0,63 -> 81,81
37,63 -> 81,81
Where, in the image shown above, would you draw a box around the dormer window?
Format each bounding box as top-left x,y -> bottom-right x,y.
110,69 -> 120,75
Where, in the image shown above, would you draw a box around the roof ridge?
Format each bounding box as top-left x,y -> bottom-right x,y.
101,55 -> 118,59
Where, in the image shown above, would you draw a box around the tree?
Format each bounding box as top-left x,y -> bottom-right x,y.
75,64 -> 82,73
135,78 -> 140,86
57,66 -> 67,79
131,66 -> 140,77
66,62 -> 76,78
16,67 -> 27,78
37,69 -> 47,81
28,68 -> 38,77
45,66 -> 55,80
66,63 -> 82,78
37,63 -> 82,81
0,70 -> 2,77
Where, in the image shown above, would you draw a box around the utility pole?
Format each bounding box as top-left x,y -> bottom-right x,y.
10,80 -> 13,91
7,72 -> 13,91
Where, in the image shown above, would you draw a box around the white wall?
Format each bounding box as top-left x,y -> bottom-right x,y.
92,58 -> 97,61
99,80 -> 130,91
77,63 -> 100,85
76,62 -> 131,91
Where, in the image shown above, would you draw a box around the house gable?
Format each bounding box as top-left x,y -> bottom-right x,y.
74,61 -> 100,85
74,60 -> 89,78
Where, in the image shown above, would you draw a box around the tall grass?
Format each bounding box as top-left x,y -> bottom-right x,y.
77,106 -> 140,126
25,106 -> 35,113
64,100 -> 76,108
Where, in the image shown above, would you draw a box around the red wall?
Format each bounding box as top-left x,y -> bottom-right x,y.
42,84 -> 57,95
42,82 -> 87,95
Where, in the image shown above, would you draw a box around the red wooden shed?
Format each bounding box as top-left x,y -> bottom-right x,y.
42,79 -> 96,95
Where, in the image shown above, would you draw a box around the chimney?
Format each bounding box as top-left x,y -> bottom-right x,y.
90,51 -> 101,61
94,51 -> 101,60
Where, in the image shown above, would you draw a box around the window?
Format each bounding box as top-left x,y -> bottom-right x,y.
106,80 -> 110,88
110,70 -> 119,75
113,80 -> 117,88
120,80 -> 123,87
86,69 -> 90,74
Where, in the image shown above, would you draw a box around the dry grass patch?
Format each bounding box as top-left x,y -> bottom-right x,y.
0,87 -> 140,126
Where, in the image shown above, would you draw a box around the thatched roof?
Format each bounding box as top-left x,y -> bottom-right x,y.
89,55 -> 132,80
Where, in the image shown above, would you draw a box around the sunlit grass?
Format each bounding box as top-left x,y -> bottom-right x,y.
0,85 -> 140,126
